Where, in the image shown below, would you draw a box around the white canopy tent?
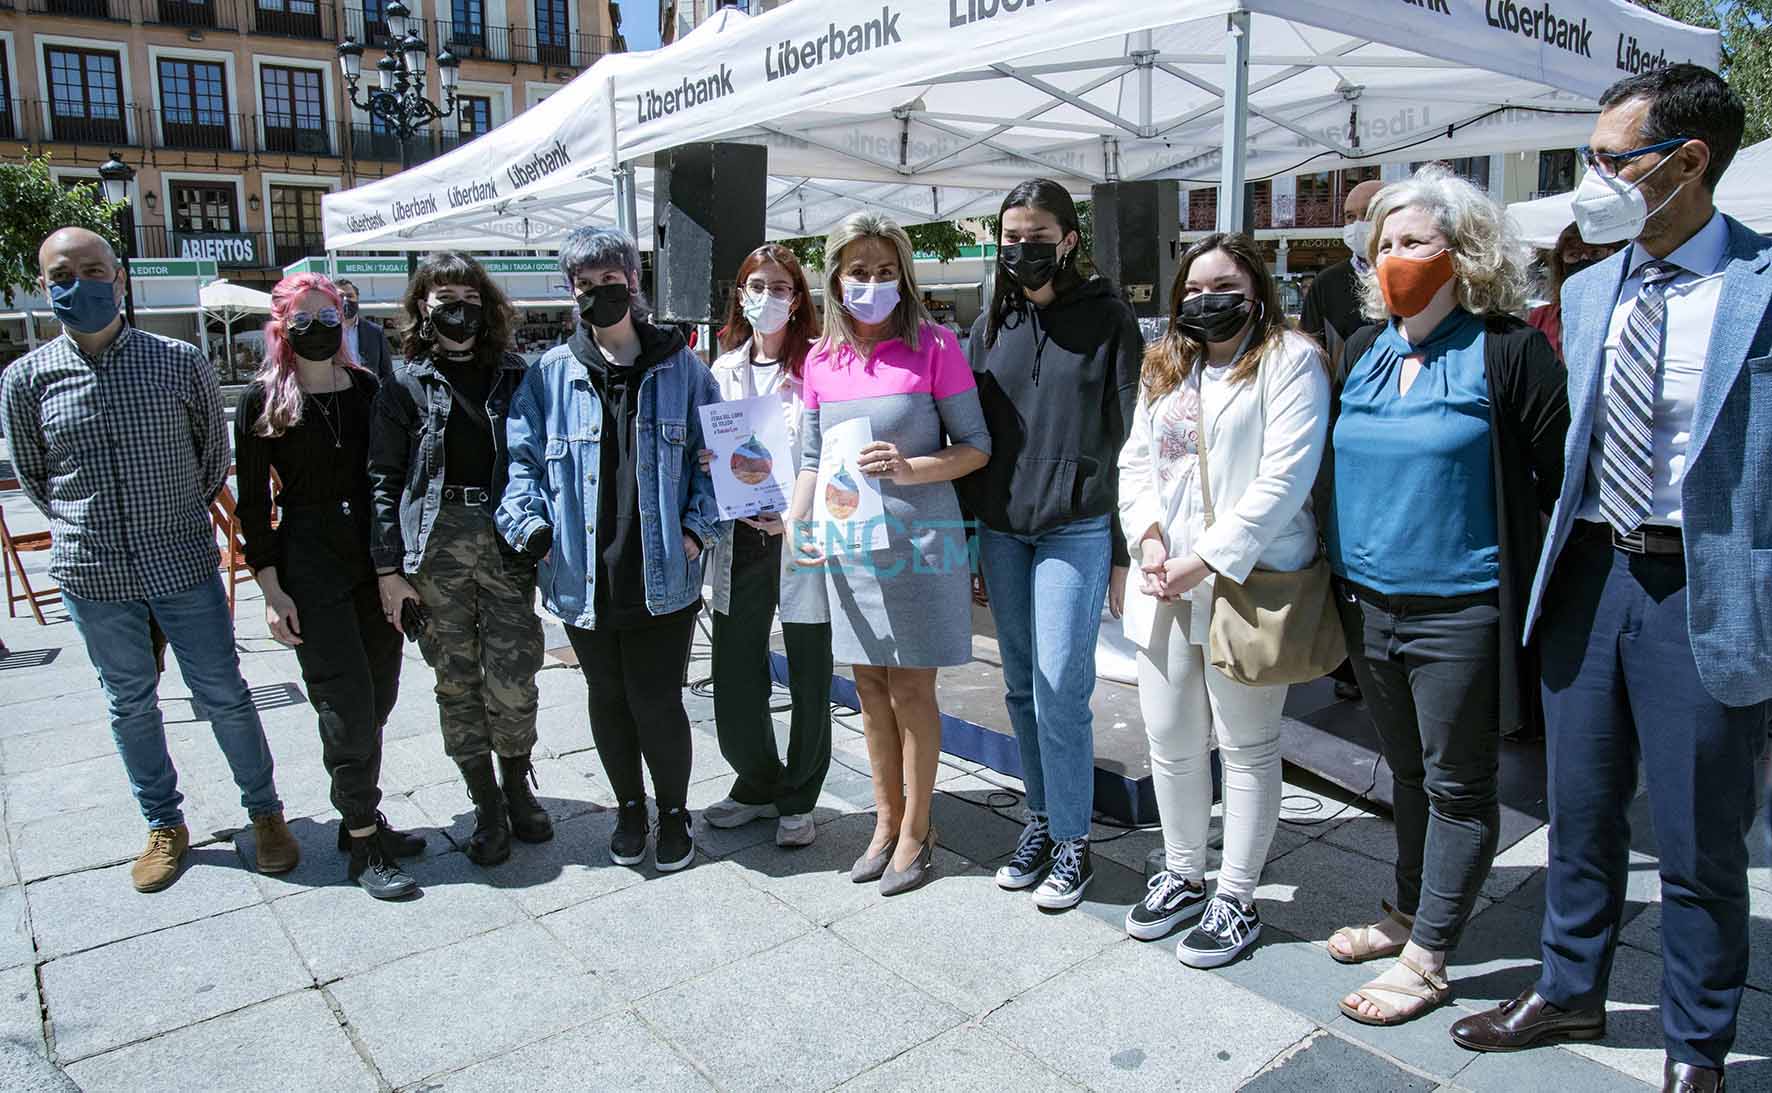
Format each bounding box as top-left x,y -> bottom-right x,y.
1507,138 -> 1772,248
198,279 -> 274,380
324,0 -> 1716,253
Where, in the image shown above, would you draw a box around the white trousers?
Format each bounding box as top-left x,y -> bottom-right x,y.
1135,598 -> 1288,905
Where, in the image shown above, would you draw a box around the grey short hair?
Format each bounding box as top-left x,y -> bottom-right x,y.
1359,164 -> 1532,320
558,226 -> 648,313
818,213 -> 935,354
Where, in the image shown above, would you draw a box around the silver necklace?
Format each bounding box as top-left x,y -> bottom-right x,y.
309,387 -> 344,449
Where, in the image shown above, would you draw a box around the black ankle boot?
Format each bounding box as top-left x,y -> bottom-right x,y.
497,753 -> 555,844
336,811 -> 426,858
457,755 -> 511,865
348,833 -> 419,900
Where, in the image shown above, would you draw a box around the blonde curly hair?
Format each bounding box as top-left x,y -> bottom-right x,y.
1358,163 -> 1532,321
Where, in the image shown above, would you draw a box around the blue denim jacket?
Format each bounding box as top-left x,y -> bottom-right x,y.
497,329 -> 725,629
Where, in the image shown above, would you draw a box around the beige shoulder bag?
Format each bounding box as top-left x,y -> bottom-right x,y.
1195,379 -> 1346,687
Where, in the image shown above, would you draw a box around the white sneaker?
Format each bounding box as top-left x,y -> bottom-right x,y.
703,796 -> 778,829
775,813 -> 817,847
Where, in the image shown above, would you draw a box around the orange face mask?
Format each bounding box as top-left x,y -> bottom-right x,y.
1376,249 -> 1456,318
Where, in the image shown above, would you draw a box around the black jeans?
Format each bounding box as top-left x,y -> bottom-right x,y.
711,530 -> 834,816
280,508 -> 404,828
1334,579 -> 1501,952
565,609 -> 699,812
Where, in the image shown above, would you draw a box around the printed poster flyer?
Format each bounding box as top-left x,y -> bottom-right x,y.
813,417 -> 888,554
698,394 -> 795,520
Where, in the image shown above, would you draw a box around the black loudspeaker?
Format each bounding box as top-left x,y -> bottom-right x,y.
654,142 -> 767,325
1090,180 -> 1181,319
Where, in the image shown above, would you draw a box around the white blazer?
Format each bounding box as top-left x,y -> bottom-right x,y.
1116,329 -> 1330,649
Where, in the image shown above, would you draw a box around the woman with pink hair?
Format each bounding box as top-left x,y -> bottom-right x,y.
233,272 -> 425,900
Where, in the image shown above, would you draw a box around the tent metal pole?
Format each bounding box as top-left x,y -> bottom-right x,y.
196,281 -> 209,360
1217,10 -> 1251,233
614,164 -> 639,239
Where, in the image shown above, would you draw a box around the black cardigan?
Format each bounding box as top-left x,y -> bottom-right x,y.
1329,313 -> 1570,739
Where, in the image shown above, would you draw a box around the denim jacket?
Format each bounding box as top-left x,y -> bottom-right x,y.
497,323 -> 725,629
367,350 -> 527,573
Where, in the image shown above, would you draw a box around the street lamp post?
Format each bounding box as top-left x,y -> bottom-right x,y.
97,151 -> 137,328
338,2 -> 460,275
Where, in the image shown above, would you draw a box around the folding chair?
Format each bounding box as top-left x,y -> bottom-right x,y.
0,478 -> 60,625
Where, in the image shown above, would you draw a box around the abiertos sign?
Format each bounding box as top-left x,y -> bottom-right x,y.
171,232 -> 261,268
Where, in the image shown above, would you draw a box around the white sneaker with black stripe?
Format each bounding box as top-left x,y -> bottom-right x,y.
1031,837 -> 1093,910
1125,869 -> 1209,940
1177,894 -> 1261,968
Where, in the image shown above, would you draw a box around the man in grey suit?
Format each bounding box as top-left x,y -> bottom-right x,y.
338,279 -> 395,383
1452,65 -> 1770,1093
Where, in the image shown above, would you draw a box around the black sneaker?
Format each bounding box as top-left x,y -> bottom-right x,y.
1031,837 -> 1092,910
611,799 -> 649,866
1177,894 -> 1261,968
994,817 -> 1054,890
1125,869 -> 1209,940
655,807 -> 695,873
347,835 -> 419,900
336,812 -> 426,858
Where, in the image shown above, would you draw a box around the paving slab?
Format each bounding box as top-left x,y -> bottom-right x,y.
541,860 -> 814,1002
1254,836 -> 1405,950
684,778 -> 788,859
62,989 -> 376,1093
637,929 -> 961,1093
930,792 -> 1032,867
12,801 -> 210,885
430,1010 -> 716,1092
1452,1042 -> 1654,1093
831,867 -> 1121,1015
39,904 -> 311,1061
1239,1029 -> 1437,1092
0,887 -> 32,971
1447,900 -> 1552,1009
987,940 -> 1313,1093
329,920 -> 617,1089
272,849 -> 522,982
377,734 -> 468,796
3,755 -> 140,825
0,962 -> 43,1055
0,721 -> 119,778
1480,823 -> 1549,903
727,811 -> 975,927
835,1023 -> 1082,1092
24,848 -> 261,960
478,806 -> 648,917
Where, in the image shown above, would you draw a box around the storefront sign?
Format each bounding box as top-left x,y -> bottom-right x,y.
170,232 -> 262,268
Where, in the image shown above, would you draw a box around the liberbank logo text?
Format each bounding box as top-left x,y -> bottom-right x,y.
765,6 -> 902,81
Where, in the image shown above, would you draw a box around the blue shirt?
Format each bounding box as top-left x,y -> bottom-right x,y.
1327,309 -> 1499,596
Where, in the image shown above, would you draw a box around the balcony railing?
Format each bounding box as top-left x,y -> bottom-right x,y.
432,17 -> 508,63
250,0 -> 338,40
39,101 -> 138,147
340,4 -> 394,48
271,230 -> 328,267
511,28 -> 614,69
347,123 -> 474,164
24,0 -> 130,20
140,0 -> 241,31
153,108 -> 248,152
261,120 -> 336,156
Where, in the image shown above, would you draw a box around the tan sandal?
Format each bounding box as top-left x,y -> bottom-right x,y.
1327,900 -> 1414,965
1338,955 -> 1451,1027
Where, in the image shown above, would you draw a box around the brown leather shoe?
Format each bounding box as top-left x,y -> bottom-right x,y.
1664,1060 -> 1725,1093
1449,986 -> 1605,1052
251,812 -> 301,875
131,825 -> 190,892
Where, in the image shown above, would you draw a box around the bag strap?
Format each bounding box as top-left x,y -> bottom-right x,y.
1195,324 -> 1258,530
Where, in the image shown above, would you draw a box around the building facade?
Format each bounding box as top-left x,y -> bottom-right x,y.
0,0 -> 623,293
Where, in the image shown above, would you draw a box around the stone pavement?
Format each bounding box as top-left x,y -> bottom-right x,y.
0,488 -> 1769,1091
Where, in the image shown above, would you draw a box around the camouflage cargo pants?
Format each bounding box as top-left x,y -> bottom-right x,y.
409,504 -> 543,760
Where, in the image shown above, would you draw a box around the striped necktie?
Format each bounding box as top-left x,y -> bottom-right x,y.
1598,259 -> 1681,536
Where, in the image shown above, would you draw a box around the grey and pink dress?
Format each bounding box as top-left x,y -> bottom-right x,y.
799,324 -> 991,668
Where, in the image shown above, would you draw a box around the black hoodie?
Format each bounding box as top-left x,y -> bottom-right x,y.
569,317 -> 698,628
958,276 -> 1143,563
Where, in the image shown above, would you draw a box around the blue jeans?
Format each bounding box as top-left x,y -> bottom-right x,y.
977,516 -> 1113,842
63,573 -> 282,829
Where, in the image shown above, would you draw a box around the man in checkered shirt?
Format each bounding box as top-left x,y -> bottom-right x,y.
0,228 -> 300,892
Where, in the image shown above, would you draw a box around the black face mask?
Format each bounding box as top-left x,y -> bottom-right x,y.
1000,241 -> 1064,292
577,282 -> 632,328
1562,256 -> 1603,279
289,322 -> 343,361
1176,292 -> 1256,344
428,300 -> 483,345
340,298 -> 360,320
